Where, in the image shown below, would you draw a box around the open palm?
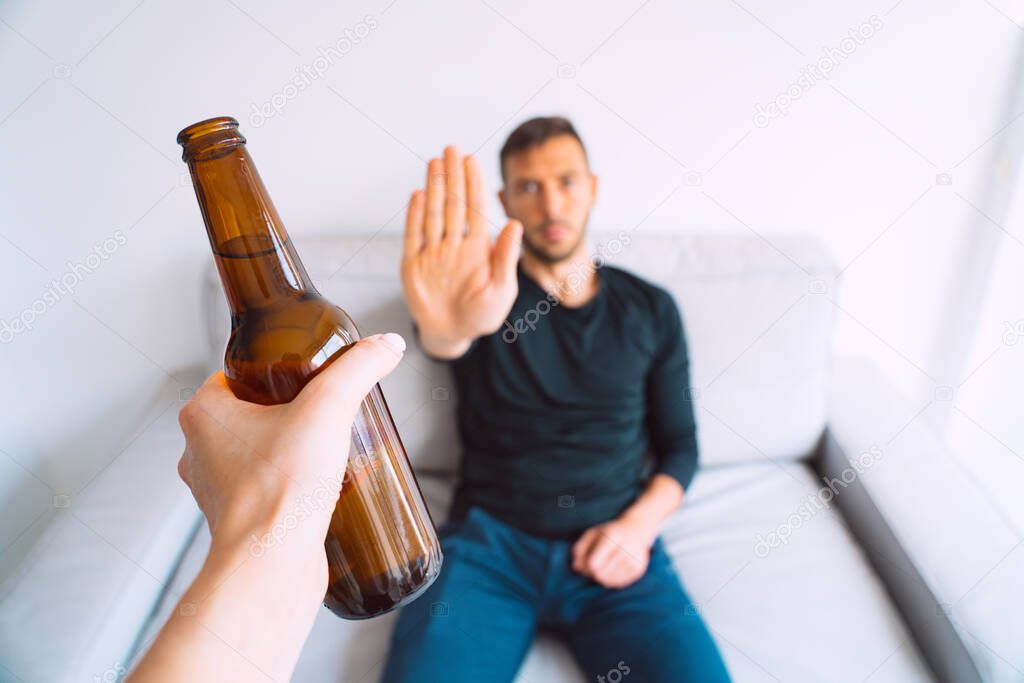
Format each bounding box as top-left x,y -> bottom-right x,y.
401,146 -> 522,348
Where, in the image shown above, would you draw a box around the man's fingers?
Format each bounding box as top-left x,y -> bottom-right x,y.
596,554 -> 639,589
491,219 -> 523,287
465,155 -> 487,240
618,554 -> 646,586
423,158 -> 445,246
293,334 -> 406,420
443,146 -> 466,244
585,534 -> 619,575
571,528 -> 598,572
403,190 -> 425,259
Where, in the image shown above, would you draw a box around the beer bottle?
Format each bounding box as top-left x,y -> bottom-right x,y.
177,116 -> 442,619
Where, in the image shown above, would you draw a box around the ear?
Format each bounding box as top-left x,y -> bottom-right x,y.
589,173 -> 599,207
498,187 -> 509,216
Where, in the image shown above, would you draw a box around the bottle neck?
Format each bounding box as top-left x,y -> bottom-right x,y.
186,143 -> 316,313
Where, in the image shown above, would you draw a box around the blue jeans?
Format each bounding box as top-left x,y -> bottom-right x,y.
380,506 -> 730,683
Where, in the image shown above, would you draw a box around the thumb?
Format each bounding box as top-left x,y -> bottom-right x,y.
292,333 -> 406,419
491,219 -> 523,289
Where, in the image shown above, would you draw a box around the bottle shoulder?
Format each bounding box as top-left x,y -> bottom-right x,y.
223,294 -> 360,402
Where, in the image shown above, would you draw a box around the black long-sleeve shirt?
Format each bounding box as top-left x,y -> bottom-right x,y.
420,262 -> 698,539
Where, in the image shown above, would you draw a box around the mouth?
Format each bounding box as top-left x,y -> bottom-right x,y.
540,223 -> 569,242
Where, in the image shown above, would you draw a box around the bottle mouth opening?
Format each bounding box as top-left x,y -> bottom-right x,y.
177,116 -> 246,162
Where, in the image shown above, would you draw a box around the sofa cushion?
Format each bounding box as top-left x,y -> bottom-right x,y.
132,462 -> 929,682
0,368 -> 205,683
664,460 -> 931,682
202,233 -> 837,472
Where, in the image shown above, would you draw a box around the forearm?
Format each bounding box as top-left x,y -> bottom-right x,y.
128,540 -> 325,682
620,473 -> 685,534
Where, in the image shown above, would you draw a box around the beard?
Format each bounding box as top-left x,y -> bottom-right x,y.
520,217 -> 588,265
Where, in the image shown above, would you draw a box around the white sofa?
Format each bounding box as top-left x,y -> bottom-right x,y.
2,232 -> 1021,682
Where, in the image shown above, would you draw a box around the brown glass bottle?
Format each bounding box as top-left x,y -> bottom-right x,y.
177,116 -> 442,619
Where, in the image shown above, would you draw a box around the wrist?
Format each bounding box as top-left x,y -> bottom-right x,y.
415,326 -> 474,360
618,506 -> 662,545
206,527 -> 328,603
417,322 -> 473,344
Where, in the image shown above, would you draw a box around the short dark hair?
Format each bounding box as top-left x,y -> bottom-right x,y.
499,116 -> 587,183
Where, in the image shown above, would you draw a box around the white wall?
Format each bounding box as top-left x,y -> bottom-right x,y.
1,0 -> 1021,577
946,153 -> 1024,534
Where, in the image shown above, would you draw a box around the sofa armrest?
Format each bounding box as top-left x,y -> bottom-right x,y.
0,367 -> 207,683
822,355 -> 1024,683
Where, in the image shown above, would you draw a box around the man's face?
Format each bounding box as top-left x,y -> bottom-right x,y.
499,135 -> 598,264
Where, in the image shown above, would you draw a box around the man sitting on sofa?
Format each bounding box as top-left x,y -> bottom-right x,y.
382,117 -> 730,683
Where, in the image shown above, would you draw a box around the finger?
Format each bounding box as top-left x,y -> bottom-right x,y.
585,534 -> 619,575
465,155 -> 487,240
618,554 -> 647,586
571,529 -> 599,572
490,219 -> 523,288
590,556 -> 620,587
571,529 -> 593,568
424,158 -> 445,245
443,146 -> 466,244
403,190 -> 425,258
596,554 -> 639,589
293,333 -> 406,420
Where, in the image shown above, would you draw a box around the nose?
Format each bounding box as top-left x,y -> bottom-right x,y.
541,185 -> 563,218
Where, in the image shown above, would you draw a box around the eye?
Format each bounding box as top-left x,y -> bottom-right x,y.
562,177 -> 576,188
522,181 -> 539,193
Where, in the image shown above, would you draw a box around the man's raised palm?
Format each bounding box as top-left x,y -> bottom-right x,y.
401,146 -> 522,350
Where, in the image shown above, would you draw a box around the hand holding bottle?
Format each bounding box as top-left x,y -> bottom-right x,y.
401,146 -> 522,359
176,333 -> 407,565
130,334 -> 405,683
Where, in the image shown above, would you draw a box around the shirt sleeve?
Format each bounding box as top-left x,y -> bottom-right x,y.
645,289 -> 699,492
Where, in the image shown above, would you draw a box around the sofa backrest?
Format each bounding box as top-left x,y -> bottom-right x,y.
202,232 -> 837,472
